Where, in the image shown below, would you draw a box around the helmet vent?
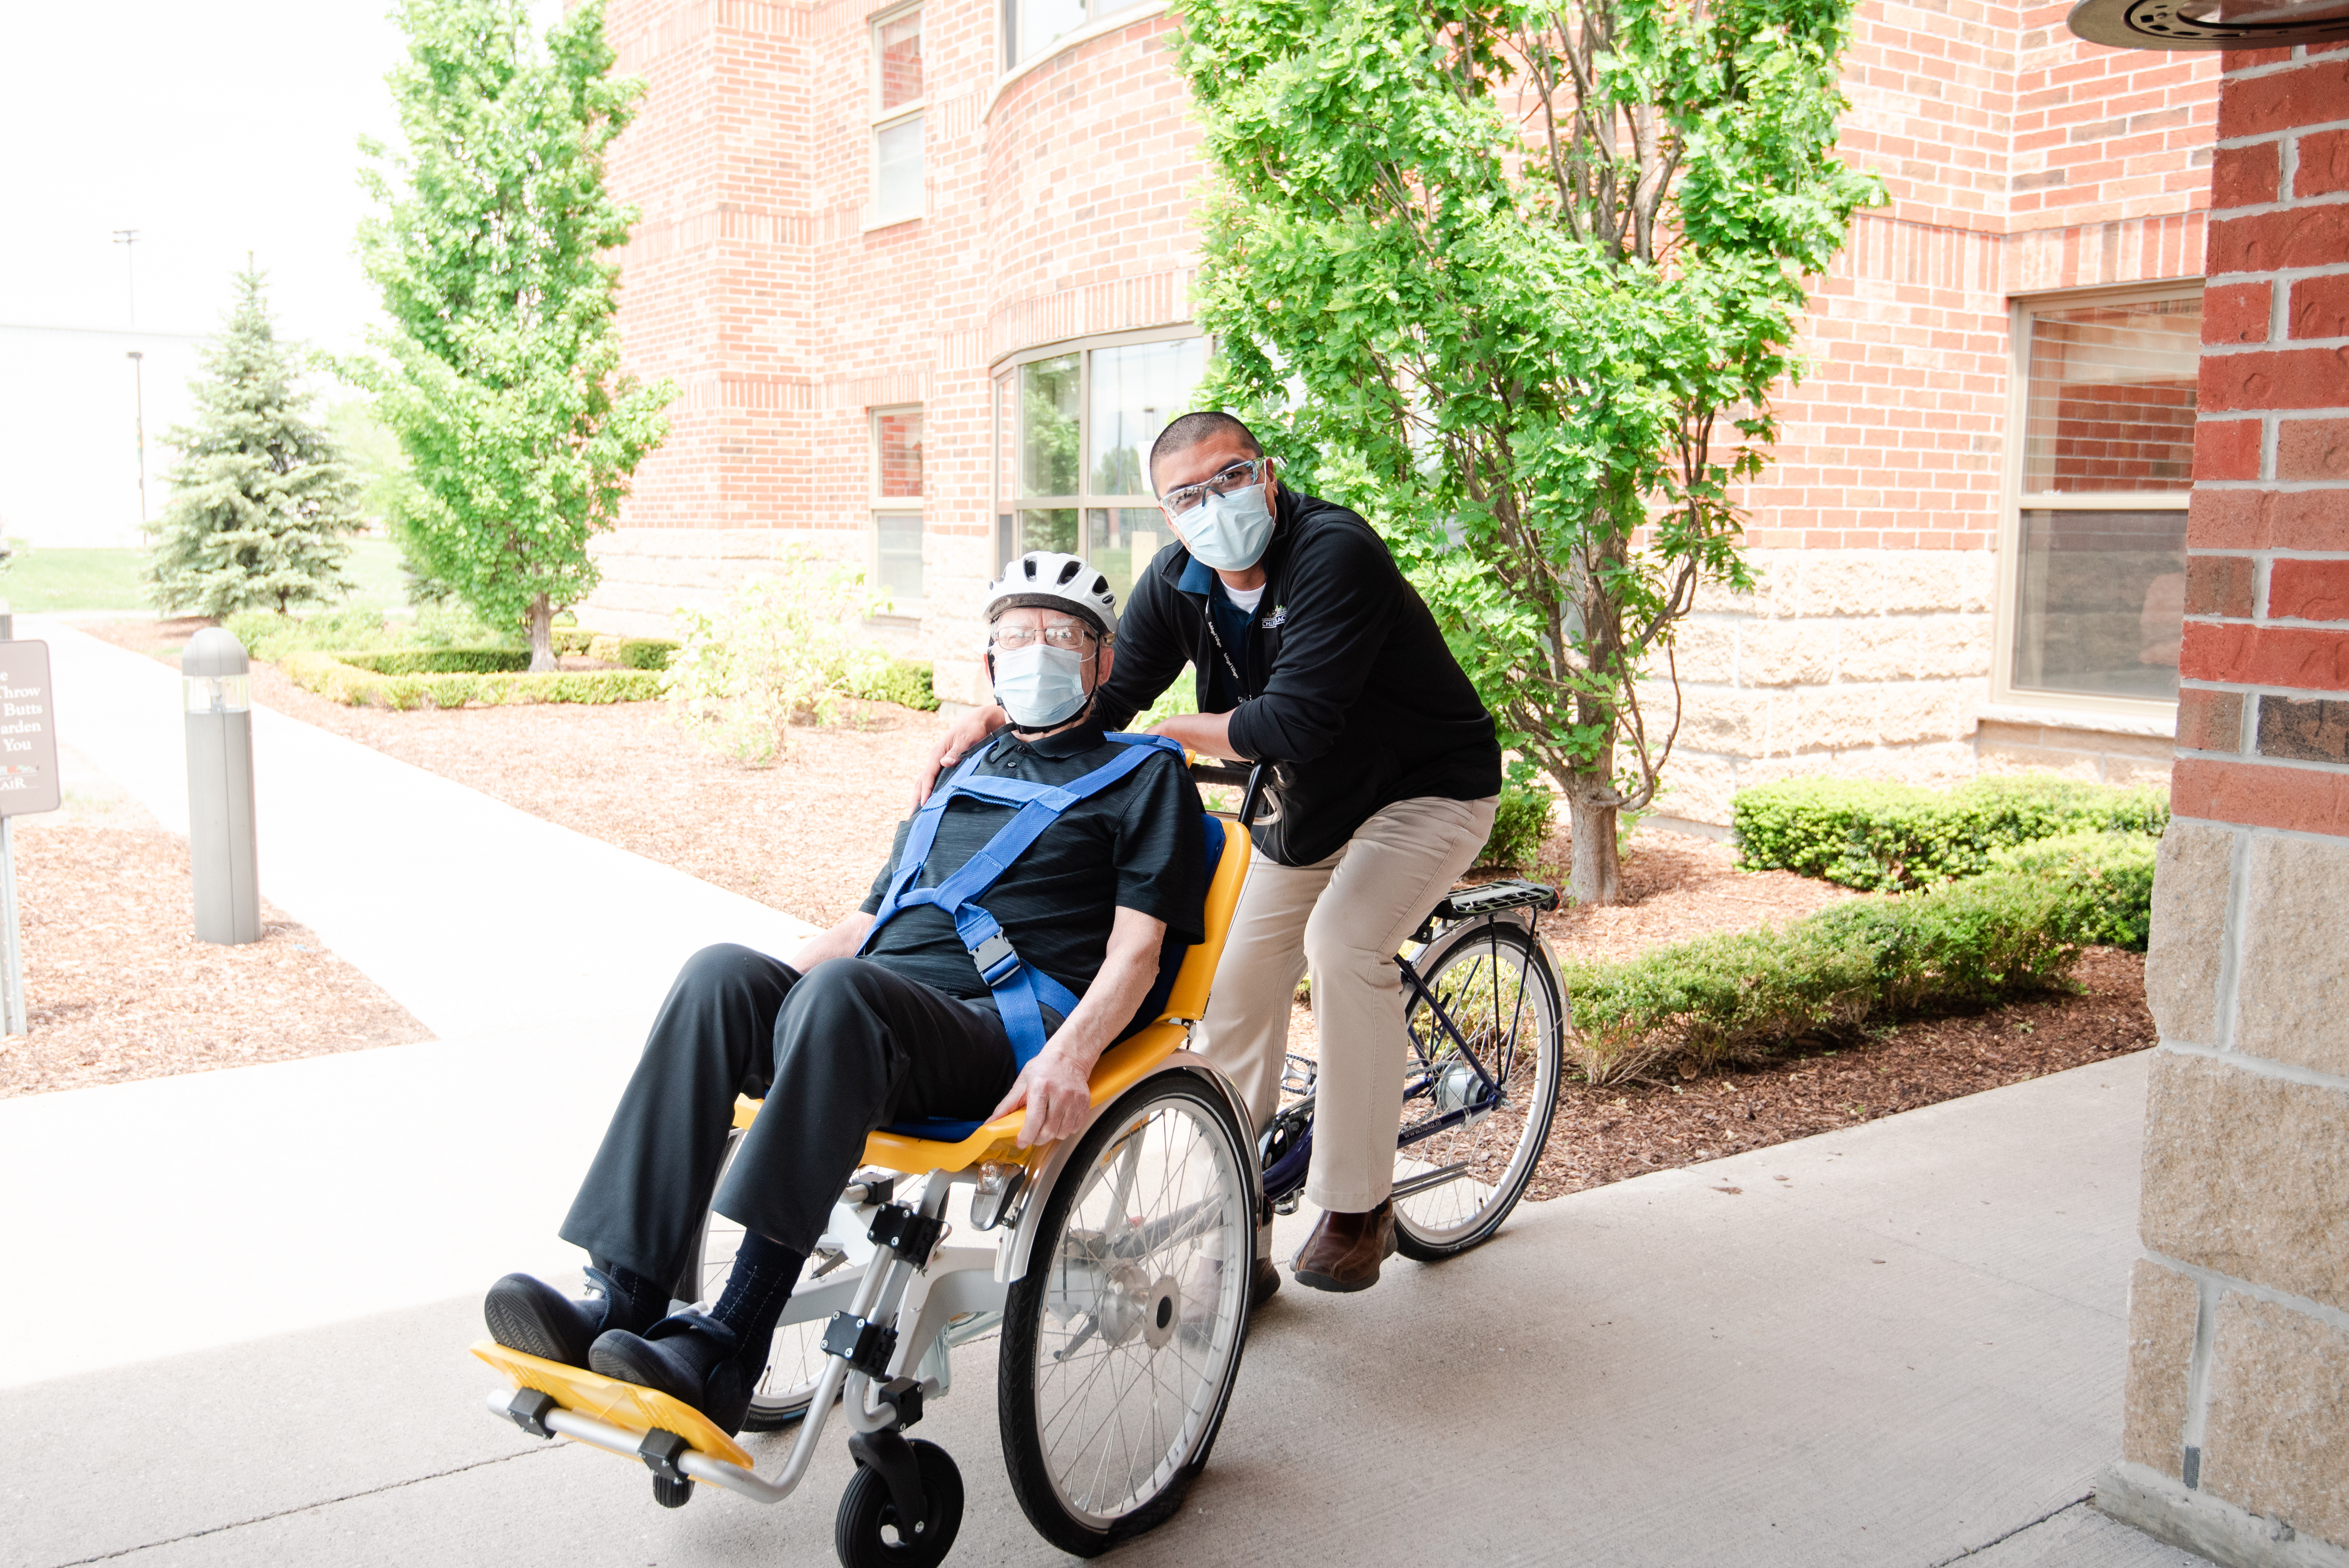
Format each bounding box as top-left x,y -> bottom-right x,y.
1093,575 -> 1109,596
1055,559 -> 1082,586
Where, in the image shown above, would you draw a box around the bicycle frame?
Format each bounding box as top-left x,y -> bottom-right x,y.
1258,910 -> 1542,1207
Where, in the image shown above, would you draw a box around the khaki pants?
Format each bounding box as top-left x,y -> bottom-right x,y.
1196,793 -> 1499,1213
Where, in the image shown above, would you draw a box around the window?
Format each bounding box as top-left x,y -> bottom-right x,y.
991,332 -> 1211,602
1003,0 -> 1148,68
1996,288 -> 2201,711
873,407 -> 924,605
870,7 -> 924,226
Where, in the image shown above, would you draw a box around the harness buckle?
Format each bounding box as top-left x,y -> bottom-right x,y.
972,931 -> 1022,987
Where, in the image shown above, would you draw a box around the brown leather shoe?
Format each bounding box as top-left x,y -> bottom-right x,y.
1290,1201 -> 1397,1293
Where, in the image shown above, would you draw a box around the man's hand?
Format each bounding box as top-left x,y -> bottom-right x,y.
987,1047 -> 1096,1148
914,705 -> 1008,807
982,905 -> 1167,1147
788,911 -> 874,972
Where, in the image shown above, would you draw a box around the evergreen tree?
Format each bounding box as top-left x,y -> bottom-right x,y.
354,0 -> 672,672
145,266 -> 362,617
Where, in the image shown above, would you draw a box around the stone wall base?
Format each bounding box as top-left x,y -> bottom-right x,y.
2097,1462 -> 2349,1568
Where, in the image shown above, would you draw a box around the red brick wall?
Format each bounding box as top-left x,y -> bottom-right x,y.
2173,48 -> 2349,836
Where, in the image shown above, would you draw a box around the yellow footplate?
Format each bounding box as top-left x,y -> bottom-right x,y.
472,1340 -> 757,1472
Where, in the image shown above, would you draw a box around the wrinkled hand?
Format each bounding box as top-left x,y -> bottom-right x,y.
913,706 -> 1005,807
988,1049 -> 1095,1148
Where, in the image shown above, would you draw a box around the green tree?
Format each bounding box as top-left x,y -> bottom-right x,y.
355,0 -> 672,672
144,266 -> 361,617
1174,0 -> 1881,903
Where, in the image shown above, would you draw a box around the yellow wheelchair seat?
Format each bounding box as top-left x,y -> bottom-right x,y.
739,806 -> 1251,1175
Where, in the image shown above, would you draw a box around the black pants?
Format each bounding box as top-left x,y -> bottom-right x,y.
560,945 -> 1019,1288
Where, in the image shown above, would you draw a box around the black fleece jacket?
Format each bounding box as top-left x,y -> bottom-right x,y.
1093,487 -> 1501,866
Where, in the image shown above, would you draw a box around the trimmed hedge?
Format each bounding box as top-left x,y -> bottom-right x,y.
850,657 -> 940,712
282,652 -> 663,710
337,647 -> 530,676
1562,870 -> 2087,1083
1731,775 -> 2168,890
586,633 -> 680,671
553,626 -> 594,656
1987,830 -> 2157,950
1478,783 -> 1555,871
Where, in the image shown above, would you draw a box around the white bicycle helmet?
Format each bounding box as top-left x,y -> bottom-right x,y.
984,551 -> 1119,638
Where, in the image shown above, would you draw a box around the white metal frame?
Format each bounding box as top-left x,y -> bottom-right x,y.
1989,278 -> 2202,723
867,1 -> 927,231
481,1051 -> 1259,1509
870,403 -> 926,608
988,324 -> 1208,570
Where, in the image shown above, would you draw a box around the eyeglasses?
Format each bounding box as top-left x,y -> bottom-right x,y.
1160,457 -> 1267,517
990,623 -> 1098,652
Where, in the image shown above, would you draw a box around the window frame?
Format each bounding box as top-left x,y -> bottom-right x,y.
988,324 -> 1210,572
1989,279 -> 2202,723
870,403 -> 925,611
998,0 -> 1157,75
867,1 -> 926,231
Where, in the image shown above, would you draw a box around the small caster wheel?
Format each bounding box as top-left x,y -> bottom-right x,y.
833,1438 -> 962,1568
652,1476 -> 694,1508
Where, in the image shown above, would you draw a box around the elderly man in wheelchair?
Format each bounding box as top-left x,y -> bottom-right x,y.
475,550 -> 1260,1565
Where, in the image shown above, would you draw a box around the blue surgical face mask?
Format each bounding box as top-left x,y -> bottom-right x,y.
991,641 -> 1093,730
1172,479 -> 1276,571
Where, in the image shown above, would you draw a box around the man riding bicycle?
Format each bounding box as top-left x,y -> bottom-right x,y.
484,553 -> 1207,1433
919,411 -> 1502,1297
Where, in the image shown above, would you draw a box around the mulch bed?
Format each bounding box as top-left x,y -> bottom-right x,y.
1521,945 -> 2156,1200
0,823 -> 430,1099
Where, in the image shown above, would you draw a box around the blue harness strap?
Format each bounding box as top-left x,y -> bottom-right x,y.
859,730 -> 1185,1078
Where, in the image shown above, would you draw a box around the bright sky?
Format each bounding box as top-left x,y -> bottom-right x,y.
0,0 -> 560,353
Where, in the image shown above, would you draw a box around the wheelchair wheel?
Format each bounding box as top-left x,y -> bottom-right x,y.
998,1073 -> 1254,1557
678,1128 -> 833,1432
1391,917 -> 1564,1261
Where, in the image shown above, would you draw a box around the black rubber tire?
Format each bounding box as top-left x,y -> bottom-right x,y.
1391,918 -> 1566,1262
652,1476 -> 693,1508
832,1439 -> 962,1568
677,1128 -> 827,1432
997,1073 -> 1254,1558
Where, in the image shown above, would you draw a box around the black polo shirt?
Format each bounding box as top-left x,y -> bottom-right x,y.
858,722 -> 1206,1006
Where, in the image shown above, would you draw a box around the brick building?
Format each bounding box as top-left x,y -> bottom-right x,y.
580,0 -> 2226,830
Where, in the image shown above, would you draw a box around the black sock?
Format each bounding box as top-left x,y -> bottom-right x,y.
590,1258 -> 671,1335
711,1231 -> 805,1375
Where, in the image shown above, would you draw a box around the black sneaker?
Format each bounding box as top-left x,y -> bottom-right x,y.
589,1311 -> 754,1437
485,1270 -> 625,1369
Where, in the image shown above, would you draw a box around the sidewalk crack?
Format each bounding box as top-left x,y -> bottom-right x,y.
46,1444 -> 561,1566
1929,1494 -> 2094,1566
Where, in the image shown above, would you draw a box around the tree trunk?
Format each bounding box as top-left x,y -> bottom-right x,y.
527,594 -> 556,673
1564,776 -> 1622,906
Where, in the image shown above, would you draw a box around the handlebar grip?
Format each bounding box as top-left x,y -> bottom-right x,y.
1239,763 -> 1268,830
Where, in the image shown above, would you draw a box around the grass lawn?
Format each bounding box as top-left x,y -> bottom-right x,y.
6,538 -> 409,615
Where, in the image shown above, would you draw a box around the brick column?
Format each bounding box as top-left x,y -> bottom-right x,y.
2097,44 -> 2349,1568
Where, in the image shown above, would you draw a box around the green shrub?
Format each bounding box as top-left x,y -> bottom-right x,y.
224,603 -> 517,662
1987,830 -> 2157,950
1731,775 -> 2169,890
850,657 -> 939,711
281,652 -> 662,709
666,547 -> 893,764
337,647 -> 530,675
553,626 -> 594,656
1561,871 -> 2088,1084
585,633 -> 680,670
1478,784 -> 1555,871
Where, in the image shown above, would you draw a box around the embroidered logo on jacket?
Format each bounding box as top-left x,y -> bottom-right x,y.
1262,605 -> 1287,629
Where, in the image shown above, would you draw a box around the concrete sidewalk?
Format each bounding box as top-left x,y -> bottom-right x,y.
5,1054 -> 2201,1567
0,623 -> 815,1384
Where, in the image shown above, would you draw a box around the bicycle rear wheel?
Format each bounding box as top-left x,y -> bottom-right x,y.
1390,918 -> 1564,1260
678,1128 -> 834,1431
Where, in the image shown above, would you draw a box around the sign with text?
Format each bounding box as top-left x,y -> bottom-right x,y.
0,641 -> 61,816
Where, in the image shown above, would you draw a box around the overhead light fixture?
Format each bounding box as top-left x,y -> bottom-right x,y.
2068,0 -> 2349,49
